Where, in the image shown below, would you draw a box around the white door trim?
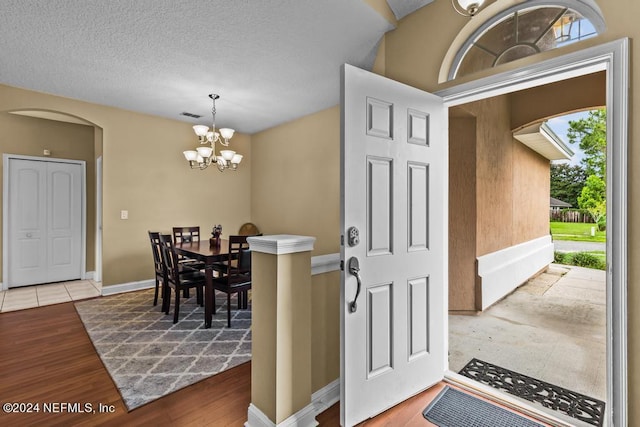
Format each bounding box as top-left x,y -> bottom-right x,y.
436,38 -> 628,427
95,155 -> 102,283
2,154 -> 87,290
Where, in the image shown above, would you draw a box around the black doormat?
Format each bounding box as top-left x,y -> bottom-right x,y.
423,386 -> 544,427
459,358 -> 605,427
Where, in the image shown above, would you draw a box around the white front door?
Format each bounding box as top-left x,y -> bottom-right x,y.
7,157 -> 83,287
340,64 -> 447,426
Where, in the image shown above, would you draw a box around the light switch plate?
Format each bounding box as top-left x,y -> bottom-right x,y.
120,210 -> 128,220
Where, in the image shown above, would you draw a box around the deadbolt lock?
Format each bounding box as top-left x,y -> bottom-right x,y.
347,226 -> 360,247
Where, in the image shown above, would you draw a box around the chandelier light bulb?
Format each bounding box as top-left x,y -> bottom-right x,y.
220,128 -> 235,140
196,146 -> 213,158
193,125 -> 209,137
183,150 -> 198,161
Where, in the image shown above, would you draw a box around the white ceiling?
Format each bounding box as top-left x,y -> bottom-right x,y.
0,0 -> 432,134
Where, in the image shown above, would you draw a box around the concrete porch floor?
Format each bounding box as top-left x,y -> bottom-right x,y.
448,264 -> 606,424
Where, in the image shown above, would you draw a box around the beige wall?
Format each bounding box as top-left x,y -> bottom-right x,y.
250,106 -> 340,256
0,112 -> 97,275
0,84 -> 251,287
384,0 -> 639,421
250,106 -> 341,392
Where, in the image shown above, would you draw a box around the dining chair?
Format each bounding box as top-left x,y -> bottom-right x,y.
159,233 -> 205,323
148,231 -> 165,307
211,234 -> 251,276
211,235 -> 252,327
172,226 -> 206,297
172,226 -> 201,244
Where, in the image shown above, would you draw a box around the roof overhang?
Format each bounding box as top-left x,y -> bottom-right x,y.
513,122 -> 574,160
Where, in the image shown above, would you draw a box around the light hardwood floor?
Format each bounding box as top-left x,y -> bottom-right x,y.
0,300 -> 549,426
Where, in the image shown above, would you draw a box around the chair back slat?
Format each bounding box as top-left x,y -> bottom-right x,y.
148,231 -> 164,274
225,235 -> 250,275
173,226 -> 200,244
238,249 -> 252,274
159,233 -> 181,286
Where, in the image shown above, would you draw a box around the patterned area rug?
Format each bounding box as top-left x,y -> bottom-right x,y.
75,288 -> 251,410
459,358 -> 605,427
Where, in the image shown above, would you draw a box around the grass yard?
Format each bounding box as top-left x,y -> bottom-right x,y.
550,221 -> 606,242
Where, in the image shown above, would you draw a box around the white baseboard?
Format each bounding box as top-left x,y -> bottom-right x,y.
244,379 -> 339,427
101,279 -> 155,296
245,403 -> 318,427
84,271 -> 95,280
311,378 -> 340,414
477,235 -> 554,310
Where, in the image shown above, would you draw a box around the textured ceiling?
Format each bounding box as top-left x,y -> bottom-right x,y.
386,0 -> 434,20
0,0 -> 406,134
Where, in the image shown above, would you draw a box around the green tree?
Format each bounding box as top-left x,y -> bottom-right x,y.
567,109 -> 606,178
550,163 -> 587,208
578,174 -> 606,228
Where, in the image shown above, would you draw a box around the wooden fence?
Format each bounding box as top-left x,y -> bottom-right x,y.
550,209 -> 594,223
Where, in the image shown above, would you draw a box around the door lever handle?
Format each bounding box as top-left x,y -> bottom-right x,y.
348,257 -> 361,313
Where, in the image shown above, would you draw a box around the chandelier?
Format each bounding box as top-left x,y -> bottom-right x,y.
183,94 -> 242,171
452,0 -> 485,17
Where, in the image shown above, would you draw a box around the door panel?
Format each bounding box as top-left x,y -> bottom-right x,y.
47,161 -> 82,281
341,64 -> 447,426
7,158 -> 83,287
9,160 -> 47,285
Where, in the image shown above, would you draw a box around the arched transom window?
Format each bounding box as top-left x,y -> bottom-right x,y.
449,3 -> 604,80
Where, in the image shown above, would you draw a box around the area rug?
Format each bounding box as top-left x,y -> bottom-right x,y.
74,288 -> 251,410
459,358 -> 605,427
423,386 -> 544,427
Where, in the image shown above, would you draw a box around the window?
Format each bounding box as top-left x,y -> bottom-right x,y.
451,5 -> 599,80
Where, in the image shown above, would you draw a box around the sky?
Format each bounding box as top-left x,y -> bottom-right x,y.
545,110 -> 591,166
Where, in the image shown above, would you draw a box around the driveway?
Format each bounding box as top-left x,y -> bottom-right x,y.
554,239 -> 606,252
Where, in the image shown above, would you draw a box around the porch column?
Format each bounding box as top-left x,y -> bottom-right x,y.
245,234 -> 317,427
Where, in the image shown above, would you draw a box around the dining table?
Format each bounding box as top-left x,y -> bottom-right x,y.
174,238 -> 229,328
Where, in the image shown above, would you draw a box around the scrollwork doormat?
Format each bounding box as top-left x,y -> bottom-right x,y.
75,289 -> 251,411
459,358 -> 605,427
423,386 -> 544,427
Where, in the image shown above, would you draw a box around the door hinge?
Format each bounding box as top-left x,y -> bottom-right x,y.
340,260 -> 344,271
341,235 -> 344,246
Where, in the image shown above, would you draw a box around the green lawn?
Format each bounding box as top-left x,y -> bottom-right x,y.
550,221 -> 606,242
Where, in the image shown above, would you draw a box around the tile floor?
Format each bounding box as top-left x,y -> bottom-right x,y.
0,280 -> 102,312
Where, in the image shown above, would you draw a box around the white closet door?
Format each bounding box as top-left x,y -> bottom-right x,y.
7,158 -> 83,287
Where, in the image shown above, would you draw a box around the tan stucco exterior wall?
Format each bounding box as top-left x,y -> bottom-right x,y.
0,83 -> 252,287
513,141 -> 551,243
511,71 -> 606,131
0,112 -> 97,274
449,114 -> 477,311
383,0 -> 638,420
448,95 -> 550,311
